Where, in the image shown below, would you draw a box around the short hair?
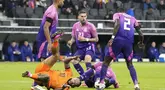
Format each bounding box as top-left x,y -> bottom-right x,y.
78,9 -> 87,15
67,78 -> 81,88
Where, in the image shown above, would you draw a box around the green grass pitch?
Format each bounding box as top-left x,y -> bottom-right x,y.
0,62 -> 165,90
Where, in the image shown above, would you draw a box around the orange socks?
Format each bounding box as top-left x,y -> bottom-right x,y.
52,40 -> 59,48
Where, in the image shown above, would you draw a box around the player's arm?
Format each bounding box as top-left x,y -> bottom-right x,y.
135,25 -> 144,44
68,25 -> 76,47
44,17 -> 53,44
112,19 -> 120,37
69,36 -> 75,45
108,13 -> 120,46
63,56 -> 80,69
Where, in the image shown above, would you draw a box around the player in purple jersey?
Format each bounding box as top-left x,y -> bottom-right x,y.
67,10 -> 99,75
36,0 -> 64,61
67,62 -> 119,89
95,8 -> 144,90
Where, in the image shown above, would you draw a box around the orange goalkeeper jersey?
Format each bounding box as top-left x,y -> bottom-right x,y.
49,68 -> 73,89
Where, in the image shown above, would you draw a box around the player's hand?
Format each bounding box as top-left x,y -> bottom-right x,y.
108,39 -> 113,46
78,36 -> 86,42
62,84 -> 70,90
47,42 -> 52,53
72,55 -> 81,61
67,40 -> 72,48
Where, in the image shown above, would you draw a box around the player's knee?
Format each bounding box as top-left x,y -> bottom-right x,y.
85,55 -> 92,62
126,61 -> 133,68
103,57 -> 112,66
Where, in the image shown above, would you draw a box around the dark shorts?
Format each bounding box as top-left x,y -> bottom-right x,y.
74,45 -> 95,60
106,39 -> 133,61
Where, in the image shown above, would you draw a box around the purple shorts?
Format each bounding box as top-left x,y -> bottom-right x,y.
74,45 -> 95,60
106,39 -> 133,61
37,40 -> 51,59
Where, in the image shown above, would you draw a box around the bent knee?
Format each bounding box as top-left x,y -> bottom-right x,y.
85,55 -> 92,62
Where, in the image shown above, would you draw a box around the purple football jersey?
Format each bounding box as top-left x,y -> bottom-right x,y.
36,4 -> 58,42
72,21 -> 98,48
113,13 -> 139,43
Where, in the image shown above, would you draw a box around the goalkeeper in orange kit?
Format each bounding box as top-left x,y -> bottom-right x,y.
22,32 -> 80,90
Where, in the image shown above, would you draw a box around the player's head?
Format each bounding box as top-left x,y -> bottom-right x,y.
54,0 -> 64,6
67,78 -> 81,88
117,8 -> 125,13
78,9 -> 87,25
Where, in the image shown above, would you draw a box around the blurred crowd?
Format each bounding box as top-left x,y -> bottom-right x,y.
0,0 -> 164,27
0,0 -> 165,20
1,39 -> 165,62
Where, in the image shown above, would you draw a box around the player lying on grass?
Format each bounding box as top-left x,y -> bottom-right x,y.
22,52 -> 80,90
22,32 -> 80,90
66,62 -> 119,89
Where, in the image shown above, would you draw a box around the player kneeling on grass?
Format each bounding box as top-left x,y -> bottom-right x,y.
22,36 -> 80,90
67,62 -> 119,89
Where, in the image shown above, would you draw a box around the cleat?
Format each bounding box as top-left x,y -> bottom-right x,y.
51,30 -> 64,40
113,83 -> 119,88
22,71 -> 30,77
135,87 -> 140,90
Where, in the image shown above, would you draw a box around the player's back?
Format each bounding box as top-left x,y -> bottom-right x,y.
36,4 -> 58,42
50,69 -> 72,89
114,13 -> 137,43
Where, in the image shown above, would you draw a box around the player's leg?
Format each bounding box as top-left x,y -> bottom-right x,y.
79,68 -> 95,81
104,78 -> 119,88
85,45 -> 95,70
37,41 -> 48,61
123,43 -> 140,90
22,71 -> 49,86
42,39 -> 60,68
72,49 -> 85,75
96,42 -> 122,89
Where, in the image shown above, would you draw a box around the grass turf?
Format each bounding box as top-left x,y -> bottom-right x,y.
0,62 -> 165,90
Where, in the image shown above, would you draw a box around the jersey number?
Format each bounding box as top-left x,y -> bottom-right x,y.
78,32 -> 84,37
124,18 -> 131,31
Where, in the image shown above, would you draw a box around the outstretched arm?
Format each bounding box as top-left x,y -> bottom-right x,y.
62,56 -> 80,69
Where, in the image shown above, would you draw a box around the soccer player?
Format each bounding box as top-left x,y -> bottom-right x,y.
22,40 -> 80,90
95,8 -> 144,90
36,0 -> 64,60
67,62 -> 119,89
67,10 -> 99,75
